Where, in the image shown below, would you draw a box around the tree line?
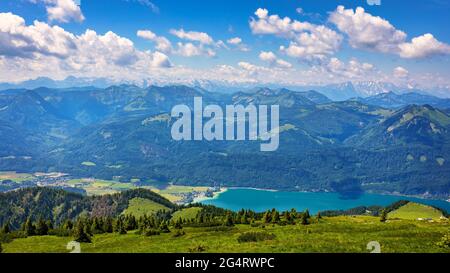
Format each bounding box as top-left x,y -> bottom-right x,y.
0,206 -> 316,247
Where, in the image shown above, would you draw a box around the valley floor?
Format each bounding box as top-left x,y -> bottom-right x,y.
3,216 -> 449,253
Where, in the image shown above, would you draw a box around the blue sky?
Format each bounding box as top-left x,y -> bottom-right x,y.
0,0 -> 449,91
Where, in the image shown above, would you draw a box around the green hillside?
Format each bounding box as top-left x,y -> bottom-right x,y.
2,86 -> 450,198
388,202 -> 444,220
0,187 -> 175,229
3,216 -> 449,253
171,207 -> 203,221
122,197 -> 171,217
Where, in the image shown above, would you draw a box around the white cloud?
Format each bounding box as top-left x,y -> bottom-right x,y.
259,51 -> 277,62
150,51 -> 171,68
398,34 -> 450,59
329,6 -> 450,59
0,12 -> 76,58
227,37 -> 242,45
250,8 -> 342,61
137,29 -> 218,58
175,42 -> 215,57
226,37 -> 250,52
393,66 -> 409,78
137,29 -> 172,53
170,29 -> 214,45
30,0 -> 85,23
324,57 -> 376,80
0,12 -> 171,82
329,6 -> 405,53
1,10 -> 448,91
274,59 -> 292,69
259,51 -> 292,69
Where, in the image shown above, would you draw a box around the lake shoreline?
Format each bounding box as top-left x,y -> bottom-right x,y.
191,187 -> 228,203
196,187 -> 450,214
195,186 -> 450,204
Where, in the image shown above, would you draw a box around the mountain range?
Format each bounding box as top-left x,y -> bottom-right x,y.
2,77 -> 449,100
0,85 -> 449,199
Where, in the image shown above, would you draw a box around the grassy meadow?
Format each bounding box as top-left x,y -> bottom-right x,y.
388,202 -> 444,220
122,198 -> 171,217
3,216 -> 449,253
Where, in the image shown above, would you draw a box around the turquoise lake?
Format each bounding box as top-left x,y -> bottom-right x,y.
201,188 -> 450,214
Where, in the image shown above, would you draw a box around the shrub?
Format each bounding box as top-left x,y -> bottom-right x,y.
144,229 -> 160,236
436,234 -> 450,249
237,232 -> 276,243
0,231 -> 27,243
188,245 -> 206,253
173,230 -> 186,237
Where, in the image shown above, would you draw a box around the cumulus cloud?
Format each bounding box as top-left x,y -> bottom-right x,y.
170,29 -> 214,45
227,37 -> 242,45
324,57 -> 376,80
226,37 -> 250,52
393,66 -> 409,78
0,12 -> 171,82
398,34 -> 450,59
329,6 -> 405,53
150,51 -> 171,67
30,0 -> 85,23
259,51 -> 292,68
137,29 -> 173,53
250,8 -> 342,61
259,51 -> 276,62
329,6 -> 450,59
0,12 -> 76,58
175,42 -> 216,57
137,29 -> 218,58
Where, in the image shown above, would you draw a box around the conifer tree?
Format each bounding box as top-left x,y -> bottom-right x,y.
241,213 -> 249,224
46,220 -> 54,230
91,218 -> 102,234
304,209 -> 310,219
36,218 -> 49,236
224,212 -> 234,227
63,219 -> 74,231
126,215 -> 137,230
159,221 -> 170,233
290,208 -> 297,219
283,211 -> 292,224
24,218 -> 35,236
271,211 -> 280,224
317,212 -> 322,221
380,209 -> 387,222
1,220 -> 11,234
174,218 -> 183,229
73,221 -> 91,243
103,217 -> 113,233
115,217 -> 127,234
262,210 -> 272,223
300,213 -> 309,225
84,219 -> 93,236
